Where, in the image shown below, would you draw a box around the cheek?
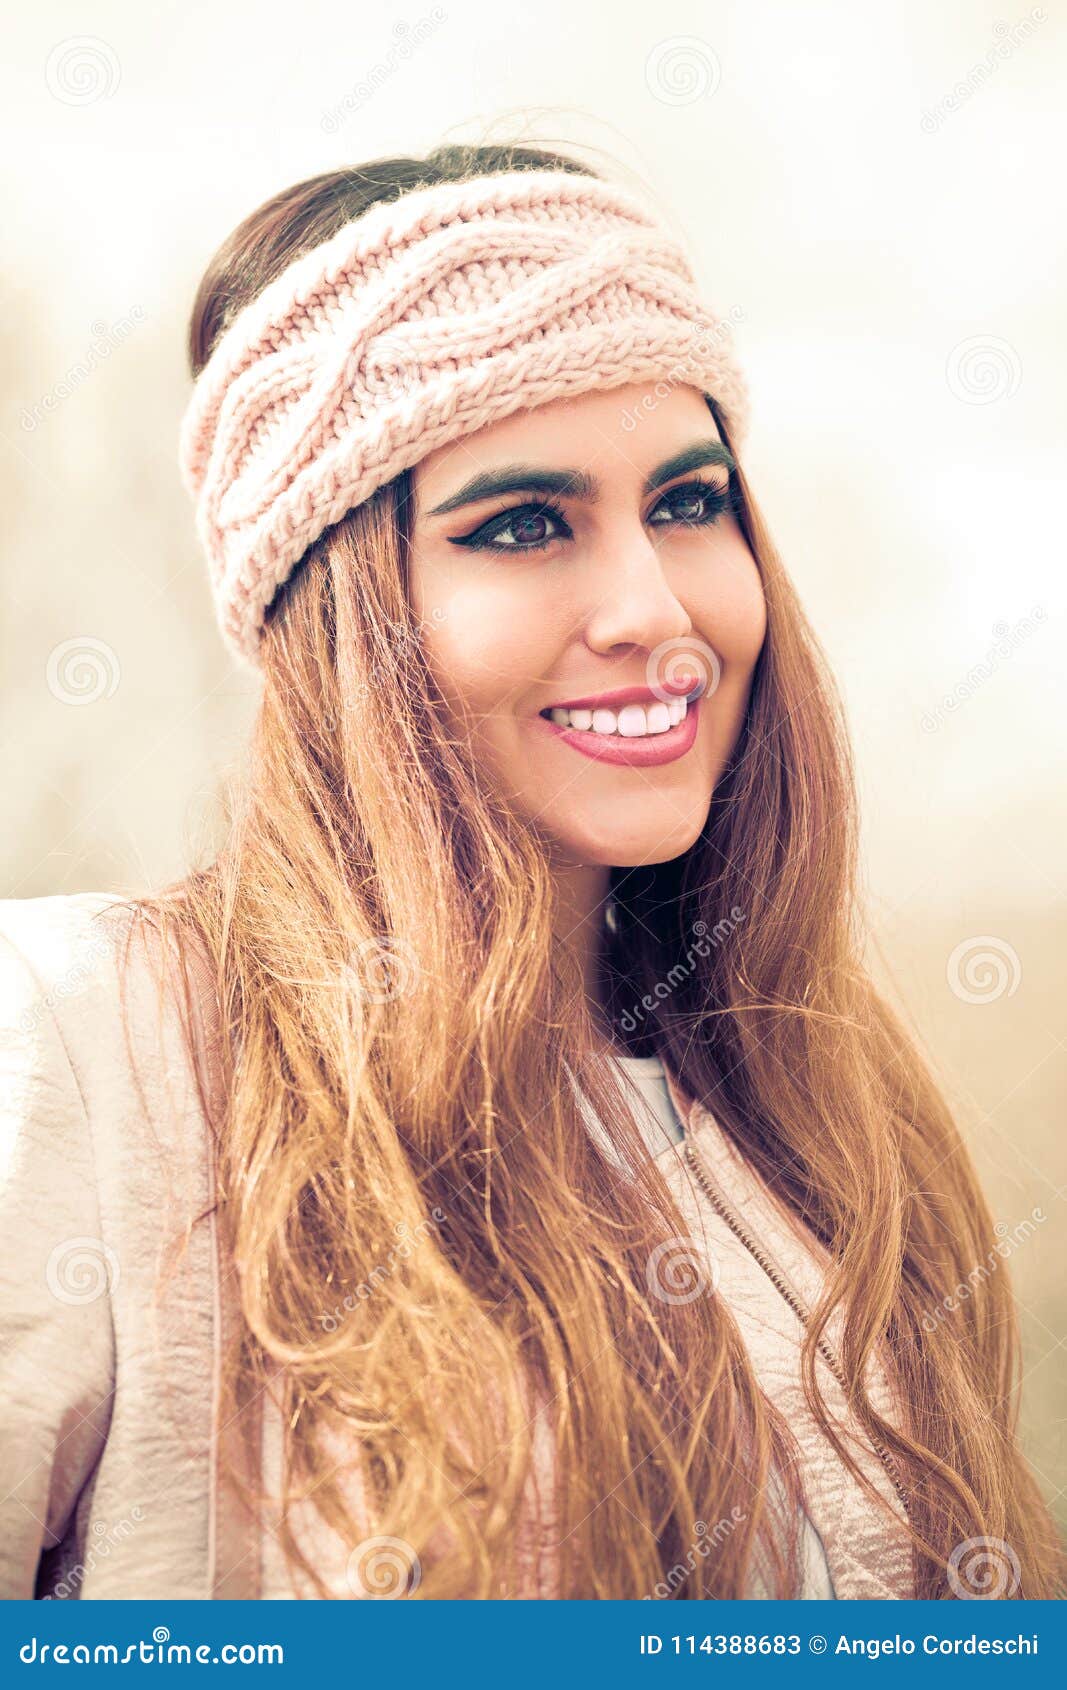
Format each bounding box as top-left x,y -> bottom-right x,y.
413,575 -> 559,717
690,549 -> 766,750
700,548 -> 767,670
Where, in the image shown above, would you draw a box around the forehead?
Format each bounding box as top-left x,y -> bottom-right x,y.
412,381 -> 720,498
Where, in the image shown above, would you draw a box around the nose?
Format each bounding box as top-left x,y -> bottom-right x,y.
582,528 -> 693,656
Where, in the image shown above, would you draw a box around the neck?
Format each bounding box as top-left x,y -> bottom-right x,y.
550,859 -> 619,1048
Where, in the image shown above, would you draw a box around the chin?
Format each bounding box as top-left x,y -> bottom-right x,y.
554,807 -> 710,869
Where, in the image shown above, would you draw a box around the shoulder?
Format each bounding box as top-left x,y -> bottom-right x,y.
1,886 -> 215,1047
0,888 -> 224,1163
0,889 -> 134,1011
2,893 -> 146,1095
0,891 -> 132,1100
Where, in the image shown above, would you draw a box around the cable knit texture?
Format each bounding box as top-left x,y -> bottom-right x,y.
0,892 -> 913,1599
179,169 -> 750,666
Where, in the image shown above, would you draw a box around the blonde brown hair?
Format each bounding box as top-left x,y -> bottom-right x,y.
125,142 -> 1062,1598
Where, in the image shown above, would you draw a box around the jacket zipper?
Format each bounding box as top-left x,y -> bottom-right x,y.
682,1136 -> 912,1522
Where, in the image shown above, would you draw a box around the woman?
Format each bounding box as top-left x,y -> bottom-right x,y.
1,141 -> 1061,1603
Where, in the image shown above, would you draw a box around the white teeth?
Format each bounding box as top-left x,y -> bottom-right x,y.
546,698 -> 689,737
618,702 -> 670,736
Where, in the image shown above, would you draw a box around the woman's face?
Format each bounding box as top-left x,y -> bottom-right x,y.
407,381 -> 766,869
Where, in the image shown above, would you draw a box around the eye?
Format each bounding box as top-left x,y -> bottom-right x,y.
648,476 -> 736,528
449,500 -> 572,554
446,475 -> 737,556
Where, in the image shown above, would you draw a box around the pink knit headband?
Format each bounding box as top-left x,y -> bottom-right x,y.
179,168 -> 750,666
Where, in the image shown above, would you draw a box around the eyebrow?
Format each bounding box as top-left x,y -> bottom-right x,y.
424,438 -> 736,517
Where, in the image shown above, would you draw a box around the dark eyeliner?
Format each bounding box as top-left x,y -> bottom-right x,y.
649,474 -> 736,525
447,473 -> 737,555
448,499 -> 571,553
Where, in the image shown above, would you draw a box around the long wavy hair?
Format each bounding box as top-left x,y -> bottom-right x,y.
118,142 -> 1062,1598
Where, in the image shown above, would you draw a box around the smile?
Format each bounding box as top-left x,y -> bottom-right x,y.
535,691 -> 701,768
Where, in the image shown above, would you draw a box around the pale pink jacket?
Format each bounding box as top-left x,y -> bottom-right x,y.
0,891 -> 914,1600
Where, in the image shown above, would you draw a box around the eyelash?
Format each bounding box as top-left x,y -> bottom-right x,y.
450,476 -> 738,555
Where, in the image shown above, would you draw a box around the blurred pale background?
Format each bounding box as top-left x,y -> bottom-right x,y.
3,1 -> 1064,1526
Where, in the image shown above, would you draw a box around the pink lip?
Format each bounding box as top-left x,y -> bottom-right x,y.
542,676 -> 700,712
533,697 -> 700,768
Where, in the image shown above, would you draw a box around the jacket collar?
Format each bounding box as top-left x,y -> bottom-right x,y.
659,1058 -> 703,1136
